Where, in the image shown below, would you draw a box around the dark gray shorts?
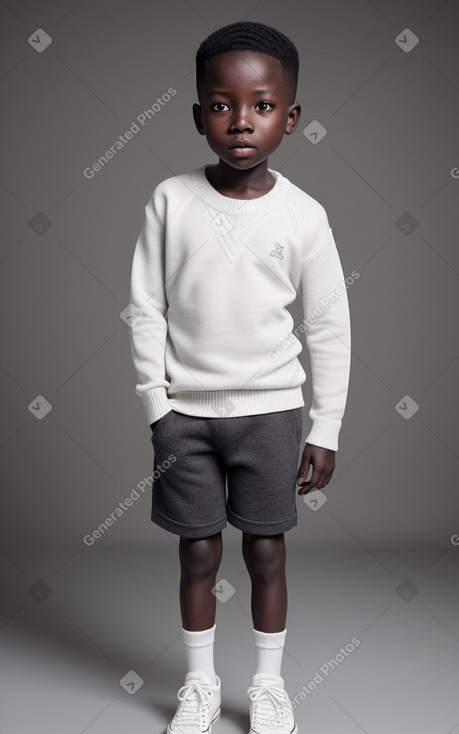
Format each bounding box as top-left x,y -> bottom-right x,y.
150,407 -> 303,538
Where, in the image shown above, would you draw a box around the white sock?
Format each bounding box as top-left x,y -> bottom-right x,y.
182,624 -> 217,685
253,627 -> 287,678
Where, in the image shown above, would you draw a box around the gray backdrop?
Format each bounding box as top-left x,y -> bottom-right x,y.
2,0 -> 458,555
2,2 -> 459,733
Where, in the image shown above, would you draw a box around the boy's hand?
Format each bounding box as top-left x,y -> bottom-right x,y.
297,443 -> 335,494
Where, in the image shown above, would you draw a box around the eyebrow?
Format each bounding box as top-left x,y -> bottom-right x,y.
207,89 -> 273,96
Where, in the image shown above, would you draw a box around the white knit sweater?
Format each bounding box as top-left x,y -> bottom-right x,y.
129,165 -> 351,451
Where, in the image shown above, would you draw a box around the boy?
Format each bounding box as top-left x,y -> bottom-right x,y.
129,21 -> 351,734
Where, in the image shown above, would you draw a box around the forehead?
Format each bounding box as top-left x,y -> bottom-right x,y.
199,50 -> 285,91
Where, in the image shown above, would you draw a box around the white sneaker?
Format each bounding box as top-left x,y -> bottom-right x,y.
247,673 -> 298,734
167,671 -> 221,734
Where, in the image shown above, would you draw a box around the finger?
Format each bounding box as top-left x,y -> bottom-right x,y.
298,464 -> 334,494
297,473 -> 317,495
297,460 -> 311,486
298,451 -> 315,483
304,468 -> 325,492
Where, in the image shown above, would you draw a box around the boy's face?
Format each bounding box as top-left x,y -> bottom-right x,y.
193,50 -> 301,171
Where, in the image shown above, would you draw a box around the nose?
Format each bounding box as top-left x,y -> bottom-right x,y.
229,106 -> 254,133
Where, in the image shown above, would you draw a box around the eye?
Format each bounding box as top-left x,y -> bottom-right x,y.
257,102 -> 274,111
211,102 -> 230,111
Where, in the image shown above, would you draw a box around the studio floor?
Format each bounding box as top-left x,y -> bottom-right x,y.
1,539 -> 458,734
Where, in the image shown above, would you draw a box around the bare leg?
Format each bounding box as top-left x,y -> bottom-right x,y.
179,531 -> 223,631
242,532 -> 287,632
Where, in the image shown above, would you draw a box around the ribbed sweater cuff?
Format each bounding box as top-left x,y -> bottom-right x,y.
305,418 -> 342,452
140,387 -> 172,425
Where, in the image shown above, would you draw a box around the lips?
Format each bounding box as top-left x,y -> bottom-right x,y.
229,139 -> 255,149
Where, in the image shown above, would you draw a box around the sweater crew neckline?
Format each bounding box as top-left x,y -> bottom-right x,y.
192,164 -> 290,215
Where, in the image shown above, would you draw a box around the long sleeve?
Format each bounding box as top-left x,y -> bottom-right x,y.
299,226 -> 351,451
128,211 -> 172,425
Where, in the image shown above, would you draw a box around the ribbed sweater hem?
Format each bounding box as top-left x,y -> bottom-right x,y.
140,386 -> 342,449
167,386 -> 304,418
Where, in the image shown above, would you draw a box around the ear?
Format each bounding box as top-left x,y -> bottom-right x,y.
193,103 -> 206,135
284,102 -> 301,135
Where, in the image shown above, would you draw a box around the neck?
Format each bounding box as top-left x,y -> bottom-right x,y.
206,160 -> 275,198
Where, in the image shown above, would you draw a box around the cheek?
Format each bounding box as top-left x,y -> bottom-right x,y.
203,117 -> 227,137
259,118 -> 285,140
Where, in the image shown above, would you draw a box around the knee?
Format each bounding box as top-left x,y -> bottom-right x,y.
179,533 -> 222,581
242,534 -> 285,585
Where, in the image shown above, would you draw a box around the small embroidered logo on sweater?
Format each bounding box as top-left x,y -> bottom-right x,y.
269,242 -> 284,259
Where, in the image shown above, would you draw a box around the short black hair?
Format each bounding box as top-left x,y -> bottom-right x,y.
196,21 -> 299,104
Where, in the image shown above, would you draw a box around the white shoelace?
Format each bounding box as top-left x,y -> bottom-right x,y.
172,682 -> 210,726
248,683 -> 290,727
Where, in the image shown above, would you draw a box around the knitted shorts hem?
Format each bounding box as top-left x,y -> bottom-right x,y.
226,507 -> 298,535
150,508 -> 298,538
151,508 -> 228,539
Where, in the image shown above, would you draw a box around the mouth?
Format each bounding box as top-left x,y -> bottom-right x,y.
228,146 -> 256,158
228,140 -> 255,149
